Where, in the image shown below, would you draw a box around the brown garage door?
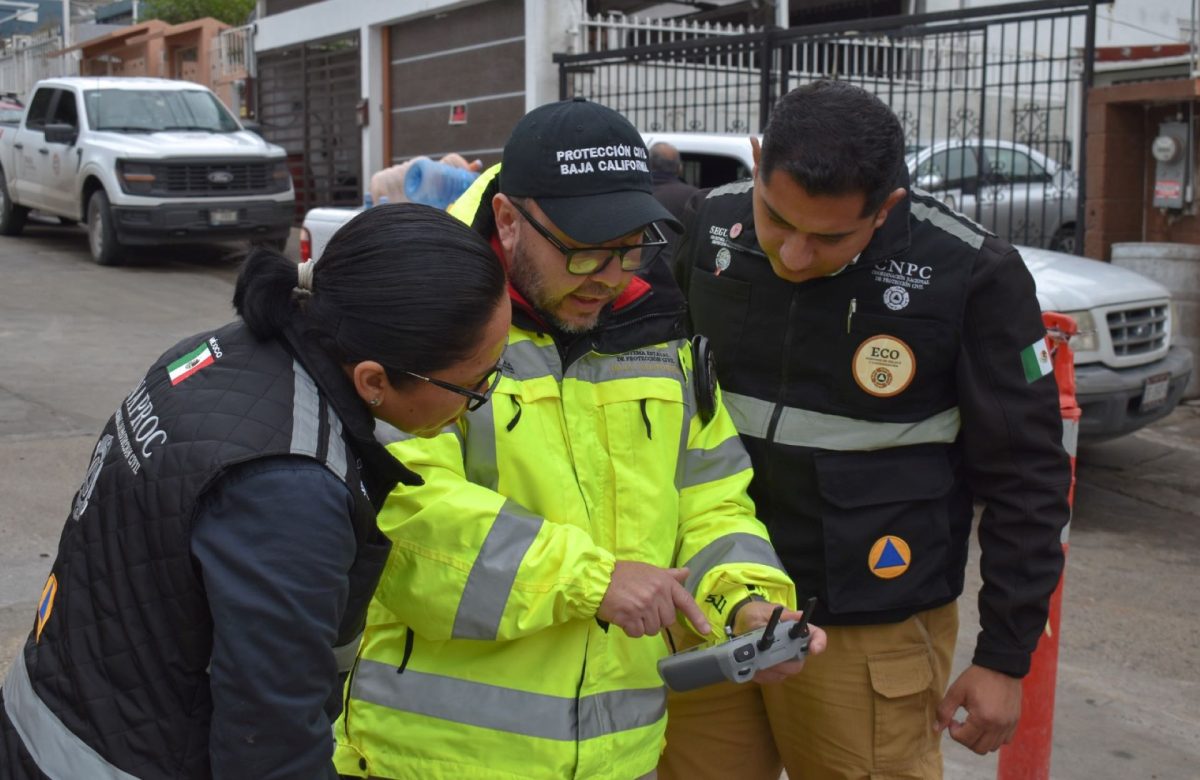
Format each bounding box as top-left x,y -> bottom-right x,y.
258,32 -> 362,219
387,0 -> 525,168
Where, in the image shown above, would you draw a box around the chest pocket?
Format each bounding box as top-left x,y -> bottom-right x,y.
830,311 -> 957,418
587,377 -> 686,564
814,445 -> 954,615
687,267 -> 751,379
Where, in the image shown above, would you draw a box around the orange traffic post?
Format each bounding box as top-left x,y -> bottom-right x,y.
997,312 -> 1080,780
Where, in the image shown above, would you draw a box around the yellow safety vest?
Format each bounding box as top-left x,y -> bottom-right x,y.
334,169 -> 794,780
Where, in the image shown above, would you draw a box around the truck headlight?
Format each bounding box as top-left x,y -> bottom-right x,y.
1061,310 -> 1098,353
271,161 -> 292,192
117,161 -> 156,195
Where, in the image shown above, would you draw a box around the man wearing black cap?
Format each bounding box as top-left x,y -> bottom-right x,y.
331,98 -> 823,780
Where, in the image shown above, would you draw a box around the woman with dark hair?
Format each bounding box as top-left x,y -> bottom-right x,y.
0,204 -> 510,779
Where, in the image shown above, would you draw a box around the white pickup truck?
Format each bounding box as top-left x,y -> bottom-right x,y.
0,77 -> 294,265
300,132 -> 1192,442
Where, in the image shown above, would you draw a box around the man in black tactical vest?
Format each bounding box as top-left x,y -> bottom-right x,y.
660,80 -> 1071,780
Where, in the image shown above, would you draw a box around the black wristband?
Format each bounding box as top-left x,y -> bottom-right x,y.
725,593 -> 767,636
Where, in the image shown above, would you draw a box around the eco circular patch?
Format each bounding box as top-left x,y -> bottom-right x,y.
852,335 -> 916,397
868,535 -> 911,579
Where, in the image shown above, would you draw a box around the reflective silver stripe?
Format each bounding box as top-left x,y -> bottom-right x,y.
707,179 -> 753,198
463,395 -> 499,492
578,686 -> 666,740
351,659 -> 663,741
682,533 -> 784,595
452,500 -> 543,639
333,632 -> 362,674
290,360 -> 321,457
505,338 -> 561,380
2,650 -> 139,780
570,347 -> 684,384
911,187 -> 990,235
374,420 -> 414,446
1062,416 -> 1079,458
723,392 -> 774,439
723,392 -> 961,451
909,196 -> 985,250
774,405 -> 961,450
324,402 -> 347,480
680,435 -> 752,489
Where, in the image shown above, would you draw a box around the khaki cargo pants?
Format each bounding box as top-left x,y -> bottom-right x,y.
658,602 -> 957,780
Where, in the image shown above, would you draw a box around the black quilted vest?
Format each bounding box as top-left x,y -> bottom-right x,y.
0,320 -> 417,779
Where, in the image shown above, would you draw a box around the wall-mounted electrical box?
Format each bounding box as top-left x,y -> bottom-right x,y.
1152,121 -> 1190,210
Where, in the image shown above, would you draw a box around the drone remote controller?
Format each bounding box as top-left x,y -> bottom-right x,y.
658,598 -> 817,693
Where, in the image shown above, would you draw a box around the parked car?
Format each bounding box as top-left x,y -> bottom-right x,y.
0,92 -> 23,125
906,139 -> 1078,253
0,77 -> 295,265
302,131 -> 1192,440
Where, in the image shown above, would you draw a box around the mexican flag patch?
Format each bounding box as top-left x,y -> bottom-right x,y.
1020,337 -> 1054,383
167,342 -> 214,385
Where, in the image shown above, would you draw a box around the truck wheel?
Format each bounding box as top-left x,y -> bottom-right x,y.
0,169 -> 29,236
86,190 -> 121,266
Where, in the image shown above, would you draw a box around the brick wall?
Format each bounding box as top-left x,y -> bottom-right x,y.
1086,77 -> 1200,260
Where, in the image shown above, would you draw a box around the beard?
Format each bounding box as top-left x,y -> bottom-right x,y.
508,239 -> 618,334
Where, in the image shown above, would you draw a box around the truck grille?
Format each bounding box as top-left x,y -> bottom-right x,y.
1107,304 -> 1168,356
155,161 -> 277,196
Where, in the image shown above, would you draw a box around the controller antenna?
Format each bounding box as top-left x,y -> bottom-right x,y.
757,605 -> 784,651
788,597 -> 818,640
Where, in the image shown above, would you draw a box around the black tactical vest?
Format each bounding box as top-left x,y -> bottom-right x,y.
1,320 -> 414,779
682,183 -> 984,626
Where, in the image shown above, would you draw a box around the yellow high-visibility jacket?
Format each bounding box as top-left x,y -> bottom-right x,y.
333,168 -> 795,780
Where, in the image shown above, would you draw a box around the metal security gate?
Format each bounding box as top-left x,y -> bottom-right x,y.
556,0 -> 1100,254
258,32 -> 362,220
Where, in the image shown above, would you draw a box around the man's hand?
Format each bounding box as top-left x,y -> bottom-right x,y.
598,562 -> 710,638
935,664 -> 1023,754
733,601 -> 828,684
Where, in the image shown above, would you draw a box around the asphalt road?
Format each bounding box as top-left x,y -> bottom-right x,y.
1,221 -> 1197,778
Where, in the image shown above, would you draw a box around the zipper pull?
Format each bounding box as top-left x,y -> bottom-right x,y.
846,297 -> 857,334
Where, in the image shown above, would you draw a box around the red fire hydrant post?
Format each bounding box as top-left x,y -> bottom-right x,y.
997,312 -> 1080,780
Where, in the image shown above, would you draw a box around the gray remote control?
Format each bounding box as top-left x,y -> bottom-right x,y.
658,600 -> 816,693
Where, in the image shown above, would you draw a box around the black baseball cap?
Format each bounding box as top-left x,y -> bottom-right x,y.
499,98 -> 681,244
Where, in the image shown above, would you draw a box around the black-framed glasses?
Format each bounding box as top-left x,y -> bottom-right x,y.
402,359 -> 503,412
510,199 -> 669,276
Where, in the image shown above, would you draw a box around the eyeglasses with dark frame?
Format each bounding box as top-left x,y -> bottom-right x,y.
509,199 -> 669,276
401,359 -> 503,412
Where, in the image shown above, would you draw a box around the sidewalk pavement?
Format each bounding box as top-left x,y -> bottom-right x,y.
941,398 -> 1200,779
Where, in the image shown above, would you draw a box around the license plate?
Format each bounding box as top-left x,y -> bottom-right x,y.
209,209 -> 239,226
1139,372 -> 1170,411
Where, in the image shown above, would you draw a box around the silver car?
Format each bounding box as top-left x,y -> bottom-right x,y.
907,139 -> 1078,253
